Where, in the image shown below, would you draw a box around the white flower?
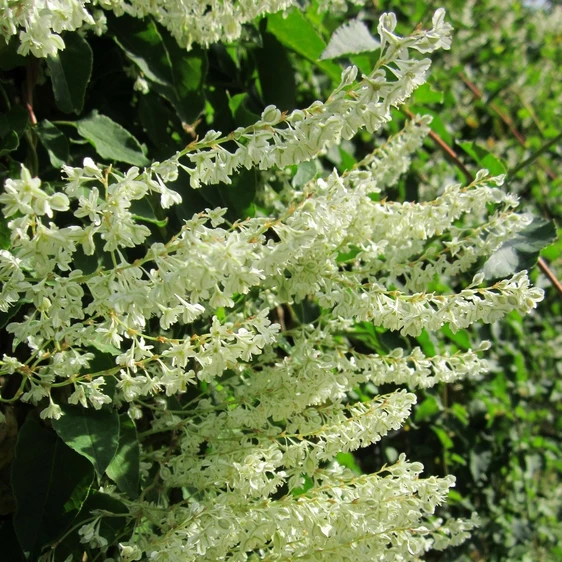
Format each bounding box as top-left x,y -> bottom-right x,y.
39,397 -> 62,420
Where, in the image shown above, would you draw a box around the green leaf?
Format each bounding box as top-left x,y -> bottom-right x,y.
441,325 -> 471,351
131,197 -> 168,228
267,10 -> 341,83
160,32 -> 207,123
52,405 -> 120,478
35,120 -> 69,168
0,36 -> 27,71
76,111 -> 150,167
482,217 -> 557,280
450,403 -> 469,426
0,105 -> 29,156
320,19 -> 380,60
82,492 -> 129,543
51,491 -> 129,561
335,452 -> 362,474
412,83 -> 444,105
255,31 -> 297,110
0,104 -> 28,138
292,160 -> 317,188
0,300 -> 24,329
46,32 -> 93,114
228,93 -> 260,128
337,147 -> 357,173
457,141 -> 506,176
110,14 -> 207,123
415,396 -> 440,423
106,414 -> 140,498
541,228 -> 562,261
415,329 -> 436,357
138,93 -> 177,151
0,215 -> 10,250
0,130 -> 19,156
431,425 -> 454,449
11,417 -> 94,558
222,167 -> 258,219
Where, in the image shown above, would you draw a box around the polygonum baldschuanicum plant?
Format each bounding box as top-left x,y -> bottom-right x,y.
0,6 -> 545,561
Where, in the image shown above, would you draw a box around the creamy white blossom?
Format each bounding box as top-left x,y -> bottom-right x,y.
0,7 -> 545,561
1,0 -> 373,57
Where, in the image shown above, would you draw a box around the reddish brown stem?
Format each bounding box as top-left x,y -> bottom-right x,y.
24,60 -> 38,126
402,108 -> 562,297
459,73 -> 556,181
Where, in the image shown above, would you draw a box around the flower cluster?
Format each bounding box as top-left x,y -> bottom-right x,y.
0,7 -> 546,562
1,0 -> 370,58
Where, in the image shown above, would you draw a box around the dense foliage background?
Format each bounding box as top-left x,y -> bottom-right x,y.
0,1 -> 560,561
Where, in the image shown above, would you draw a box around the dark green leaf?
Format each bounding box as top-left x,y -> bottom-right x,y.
83,492 -> 129,543
0,215 -> 10,250
0,36 -> 27,71
52,405 -> 120,478
138,93 -> 177,151
106,415 -> 140,498
46,32 -> 93,114
131,197 -> 168,228
11,417 -> 94,558
0,104 -> 28,138
76,111 -> 150,167
267,10 -> 341,83
415,396 -> 440,423
431,425 -> 453,449
0,300 -> 24,329
228,93 -> 260,128
415,329 -> 436,357
110,15 -> 206,123
35,120 -> 69,168
160,33 -> 207,123
255,32 -> 297,110
222,167 -> 258,219
457,141 -> 506,176
482,217 -> 557,279
0,105 -> 28,156
0,130 -> 19,156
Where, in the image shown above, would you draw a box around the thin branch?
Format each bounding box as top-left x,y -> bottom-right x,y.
402,107 -> 472,183
402,108 -> 562,297
459,73 -> 557,181
507,132 -> 562,180
24,59 -> 38,126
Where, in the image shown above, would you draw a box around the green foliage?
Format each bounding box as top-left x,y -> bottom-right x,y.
46,33 -> 93,114
106,414 -> 140,499
483,217 -> 557,280
0,1 -> 560,561
74,111 -> 150,166
369,2 -> 562,559
11,417 -> 94,559
52,406 -> 120,478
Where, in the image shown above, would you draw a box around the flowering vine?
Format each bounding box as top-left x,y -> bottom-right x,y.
0,6 -> 548,562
